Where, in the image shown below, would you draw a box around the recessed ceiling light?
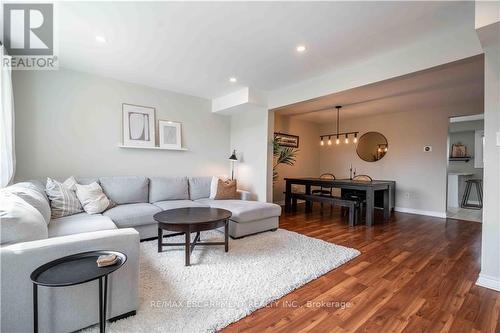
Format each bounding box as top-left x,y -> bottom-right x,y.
95,35 -> 107,43
296,45 -> 306,53
229,77 -> 237,83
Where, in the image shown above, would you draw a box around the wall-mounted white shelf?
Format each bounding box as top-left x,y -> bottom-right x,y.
117,144 -> 188,151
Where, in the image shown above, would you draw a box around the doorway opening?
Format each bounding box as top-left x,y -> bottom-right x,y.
446,114 -> 484,222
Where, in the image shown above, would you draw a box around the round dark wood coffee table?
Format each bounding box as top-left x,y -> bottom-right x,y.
153,207 -> 232,266
30,251 -> 126,333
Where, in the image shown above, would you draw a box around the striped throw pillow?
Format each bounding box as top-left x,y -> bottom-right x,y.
45,177 -> 83,219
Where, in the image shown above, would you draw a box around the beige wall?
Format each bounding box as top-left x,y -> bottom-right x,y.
13,68 -> 231,181
273,115 -> 320,203
318,104 -> 481,215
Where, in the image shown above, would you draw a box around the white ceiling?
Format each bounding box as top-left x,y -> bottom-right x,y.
273,55 -> 484,123
56,2 -> 475,99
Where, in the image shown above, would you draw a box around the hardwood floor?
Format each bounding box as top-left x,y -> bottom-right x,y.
222,205 -> 500,333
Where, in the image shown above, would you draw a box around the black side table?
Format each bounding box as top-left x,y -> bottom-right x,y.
30,251 -> 126,333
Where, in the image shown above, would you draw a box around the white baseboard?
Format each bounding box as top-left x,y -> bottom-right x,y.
476,274 -> 500,291
275,203 -> 447,218
395,207 -> 447,218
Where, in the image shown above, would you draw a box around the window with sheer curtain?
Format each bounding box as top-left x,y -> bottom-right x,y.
0,45 -> 15,187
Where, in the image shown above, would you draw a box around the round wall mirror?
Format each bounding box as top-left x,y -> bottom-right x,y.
356,132 -> 388,162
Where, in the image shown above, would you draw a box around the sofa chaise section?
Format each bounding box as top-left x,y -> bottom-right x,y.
189,177 -> 281,238
195,197 -> 281,238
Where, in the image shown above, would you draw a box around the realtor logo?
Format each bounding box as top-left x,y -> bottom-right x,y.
2,3 -> 57,70
4,3 -> 53,55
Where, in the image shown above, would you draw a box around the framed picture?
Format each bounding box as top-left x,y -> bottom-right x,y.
159,120 -> 182,149
274,132 -> 299,148
122,103 -> 155,147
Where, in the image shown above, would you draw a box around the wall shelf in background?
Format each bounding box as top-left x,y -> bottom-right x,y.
117,145 -> 188,151
449,156 -> 472,162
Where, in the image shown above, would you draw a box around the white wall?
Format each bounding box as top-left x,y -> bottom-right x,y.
475,1 -> 500,29
268,26 -> 482,109
477,21 -> 500,291
318,105 -> 481,216
13,68 -> 231,180
229,106 -> 271,202
273,115 -> 320,203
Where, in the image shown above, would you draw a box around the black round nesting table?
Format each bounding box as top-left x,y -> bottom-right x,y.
154,207 -> 232,266
30,251 -> 126,333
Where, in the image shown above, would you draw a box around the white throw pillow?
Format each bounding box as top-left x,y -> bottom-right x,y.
75,182 -> 112,214
209,176 -> 219,199
45,177 -> 83,219
4,182 -> 51,225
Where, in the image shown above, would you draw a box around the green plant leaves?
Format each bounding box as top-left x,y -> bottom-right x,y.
272,139 -> 299,183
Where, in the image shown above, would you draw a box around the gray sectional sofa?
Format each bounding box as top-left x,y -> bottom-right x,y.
0,175 -> 281,333
99,175 -> 281,239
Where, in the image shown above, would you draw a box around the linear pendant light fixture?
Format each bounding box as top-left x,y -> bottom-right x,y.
319,106 -> 358,146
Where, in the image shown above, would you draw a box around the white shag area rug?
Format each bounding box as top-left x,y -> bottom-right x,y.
85,229 -> 360,333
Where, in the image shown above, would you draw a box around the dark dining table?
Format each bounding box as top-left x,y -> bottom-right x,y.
284,178 -> 396,226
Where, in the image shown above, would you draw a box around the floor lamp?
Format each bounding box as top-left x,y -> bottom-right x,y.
228,150 -> 237,180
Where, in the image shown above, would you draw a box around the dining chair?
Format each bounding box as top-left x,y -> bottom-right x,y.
312,173 -> 335,213
342,175 -> 373,220
353,175 -> 372,182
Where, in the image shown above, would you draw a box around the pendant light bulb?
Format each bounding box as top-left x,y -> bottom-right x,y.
353,133 -> 358,143
327,137 -> 332,145
336,136 -> 340,145
344,134 -> 349,144
320,138 -> 324,146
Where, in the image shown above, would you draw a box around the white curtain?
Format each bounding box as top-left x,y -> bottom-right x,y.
0,45 -> 15,187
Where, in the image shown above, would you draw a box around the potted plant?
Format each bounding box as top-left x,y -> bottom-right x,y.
272,139 -> 299,183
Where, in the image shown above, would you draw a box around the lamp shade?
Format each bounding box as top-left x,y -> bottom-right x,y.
228,150 -> 237,161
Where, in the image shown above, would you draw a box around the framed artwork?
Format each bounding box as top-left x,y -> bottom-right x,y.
122,103 -> 155,147
274,132 -> 299,148
159,120 -> 182,149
